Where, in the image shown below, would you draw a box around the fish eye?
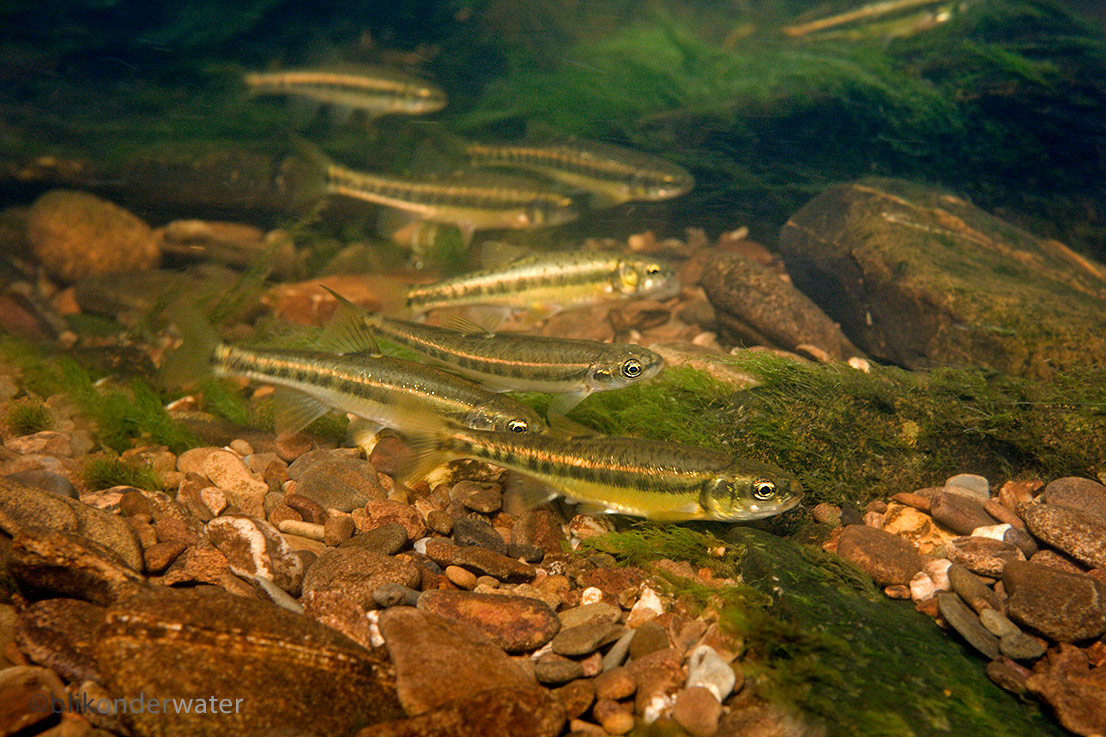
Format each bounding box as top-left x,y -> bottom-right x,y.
621,359 -> 643,378
508,419 -> 528,433
753,479 -> 777,500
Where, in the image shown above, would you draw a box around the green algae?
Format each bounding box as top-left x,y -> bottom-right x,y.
5,401 -> 54,436
82,456 -> 163,492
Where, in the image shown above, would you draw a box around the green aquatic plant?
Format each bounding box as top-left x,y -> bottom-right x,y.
83,456 -> 163,492
6,402 -> 54,436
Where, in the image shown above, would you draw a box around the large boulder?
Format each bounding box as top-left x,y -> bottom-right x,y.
778,179 -> 1106,377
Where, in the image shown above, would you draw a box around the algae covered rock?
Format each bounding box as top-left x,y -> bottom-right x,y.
26,189 -> 160,283
777,179 -> 1106,377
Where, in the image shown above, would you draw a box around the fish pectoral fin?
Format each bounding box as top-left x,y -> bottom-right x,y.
439,311 -> 496,337
272,387 -> 331,438
479,240 -> 532,269
572,502 -> 618,517
346,417 -> 385,451
587,190 -> 629,210
503,472 -> 561,514
546,408 -> 600,437
317,286 -> 382,355
547,392 -> 589,419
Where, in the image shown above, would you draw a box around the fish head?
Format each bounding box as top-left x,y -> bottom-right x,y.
612,257 -> 681,299
700,461 -> 803,521
464,398 -> 548,435
629,165 -> 695,201
401,85 -> 448,115
586,346 -> 665,391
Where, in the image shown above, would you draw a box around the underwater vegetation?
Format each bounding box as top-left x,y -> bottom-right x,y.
82,455 -> 163,491
5,400 -> 54,436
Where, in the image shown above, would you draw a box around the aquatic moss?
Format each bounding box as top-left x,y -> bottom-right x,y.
6,401 -> 54,436
83,456 -> 163,492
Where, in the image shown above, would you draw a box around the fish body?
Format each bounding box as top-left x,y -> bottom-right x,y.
353,308 -> 664,414
405,250 -> 680,319
466,138 -> 694,208
312,158 -> 579,245
244,64 -> 447,118
406,420 -> 803,522
211,344 -> 546,436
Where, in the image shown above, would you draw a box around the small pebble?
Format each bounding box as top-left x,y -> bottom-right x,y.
672,686 -> 722,737
601,629 -> 637,672
626,587 -> 664,628
373,583 -> 420,608
811,502 -> 841,526
945,474 -> 989,501
595,668 -> 636,701
685,644 -> 736,702
593,698 -> 635,735
534,654 -> 584,685
999,631 -> 1046,661
444,565 -> 477,590
909,572 -> 936,602
277,519 -> 326,541
580,586 -> 604,605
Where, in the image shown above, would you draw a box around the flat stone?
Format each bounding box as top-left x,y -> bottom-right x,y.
937,592 -> 999,659
987,657 -> 1031,695
835,524 -> 922,585
930,492 -> 997,535
982,499 -> 1026,531
1003,526 -> 1038,558
535,653 -> 585,685
945,536 -> 1024,577
947,563 -> 1003,614
558,602 -> 622,630
625,647 -> 684,714
454,515 -> 509,555
12,598 -> 106,683
144,540 -> 188,573
999,631 -> 1046,661
377,607 -> 533,716
979,608 -> 1021,638
96,587 -> 402,737
944,474 -> 990,501
283,493 -> 327,524
5,469 -> 77,498
628,619 -> 670,660
577,566 -> 648,600
450,546 -> 536,583
323,514 -> 355,546
0,665 -> 67,736
206,515 -> 304,594
341,522 -> 408,555
8,530 -> 145,605
551,620 -> 620,657
1019,502 -> 1106,569
1003,560 -> 1106,642
554,679 -> 595,721
511,509 -> 566,555
1040,476 -> 1106,525
302,548 -> 420,610
293,455 -> 385,512
361,686 -> 565,737
595,667 -> 637,701
1030,549 -> 1084,574
451,480 -> 503,514
417,590 -> 560,653
1026,644 -> 1106,736
201,449 -> 268,517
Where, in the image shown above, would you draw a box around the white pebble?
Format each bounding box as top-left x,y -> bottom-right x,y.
530,642 -> 554,660
924,558 -> 952,591
848,356 -> 871,373
685,644 -> 735,701
909,572 -> 936,602
580,586 -> 605,605
970,523 -> 1012,541
627,586 -> 664,627
413,537 -> 432,555
366,610 -> 384,648
642,692 -> 674,725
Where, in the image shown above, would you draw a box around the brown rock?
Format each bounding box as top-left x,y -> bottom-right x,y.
835,525 -> 922,586
283,493 -> 328,524
945,536 -> 1024,578
8,530 -> 145,605
293,454 -> 385,511
534,653 -> 584,684
206,515 -> 305,594
578,567 -> 648,600
302,548 -> 420,610
1026,644 -> 1106,736
930,492 -> 997,535
673,686 -> 723,737
0,665 -> 67,736
594,667 -> 637,701
947,563 -> 1003,614
96,587 -> 402,737
880,503 -> 955,555
359,686 -> 565,737
367,499 -> 426,541
554,679 -> 595,720
13,598 -> 105,683
301,589 -> 376,651
1040,477 -> 1106,525
450,546 -> 536,583
625,647 -> 684,713
1019,502 -> 1106,569
378,607 -> 534,715
1004,560 -> 1106,642
201,450 -> 267,517
143,540 -> 188,573
26,190 -> 158,283
417,590 -> 560,652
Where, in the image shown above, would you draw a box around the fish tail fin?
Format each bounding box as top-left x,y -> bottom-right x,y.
161,307 -> 221,390
287,137 -> 335,210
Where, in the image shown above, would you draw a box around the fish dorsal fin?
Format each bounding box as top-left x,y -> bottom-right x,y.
318,286 -> 381,355
439,311 -> 495,336
546,410 -> 601,437
479,240 -> 532,269
272,387 -> 331,438
503,472 -> 561,514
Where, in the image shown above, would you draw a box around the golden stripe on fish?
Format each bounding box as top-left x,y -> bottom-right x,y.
244,65 -> 446,116
405,418 -> 803,522
466,138 -> 694,207
404,250 -> 680,318
208,344 -> 545,436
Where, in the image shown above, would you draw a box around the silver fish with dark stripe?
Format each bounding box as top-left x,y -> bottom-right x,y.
244,64 -> 447,118
466,138 -> 694,208
403,414 -> 803,522
325,287 -> 664,416
296,142 -> 578,245
405,250 -> 680,321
